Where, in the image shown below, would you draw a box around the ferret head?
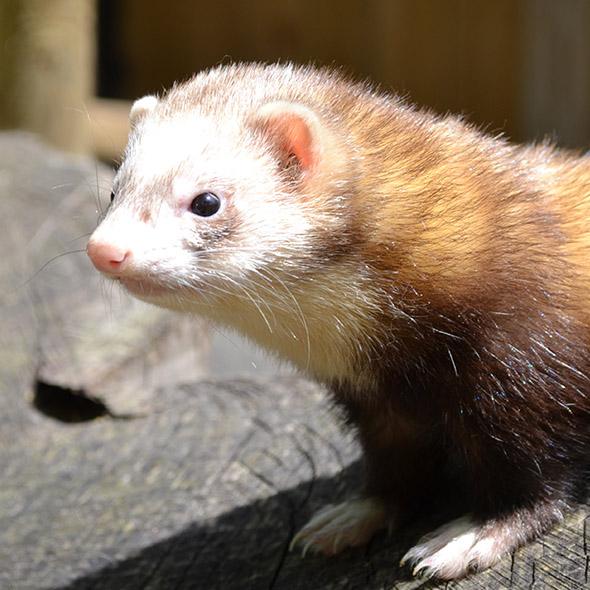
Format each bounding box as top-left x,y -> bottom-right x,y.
86,65 -> 377,379
89,67 -> 351,309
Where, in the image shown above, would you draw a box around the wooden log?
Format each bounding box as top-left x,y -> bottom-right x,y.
1,134 -> 588,589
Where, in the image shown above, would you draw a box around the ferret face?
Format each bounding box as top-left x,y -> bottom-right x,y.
86,69 -> 394,386
86,77 -> 380,382
88,98 -> 325,313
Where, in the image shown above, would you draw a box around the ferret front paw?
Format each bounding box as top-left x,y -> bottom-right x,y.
400,514 -> 516,580
290,497 -> 390,556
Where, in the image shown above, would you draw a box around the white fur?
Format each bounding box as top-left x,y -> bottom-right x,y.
290,497 -> 389,556
400,514 -> 511,580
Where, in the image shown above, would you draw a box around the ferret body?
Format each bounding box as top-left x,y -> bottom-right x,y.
87,63 -> 590,579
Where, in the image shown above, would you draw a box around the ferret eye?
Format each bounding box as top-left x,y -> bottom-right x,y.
190,192 -> 221,217
110,189 -> 116,202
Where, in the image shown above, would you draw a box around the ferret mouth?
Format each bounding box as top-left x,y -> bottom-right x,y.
117,276 -> 172,299
116,273 -> 222,304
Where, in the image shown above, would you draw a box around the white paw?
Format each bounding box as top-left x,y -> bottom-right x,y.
290,497 -> 389,556
400,515 -> 510,580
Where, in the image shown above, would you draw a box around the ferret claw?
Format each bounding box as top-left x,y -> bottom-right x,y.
290,497 -> 389,557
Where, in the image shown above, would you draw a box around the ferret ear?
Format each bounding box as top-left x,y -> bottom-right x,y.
129,95 -> 159,128
253,102 -> 322,175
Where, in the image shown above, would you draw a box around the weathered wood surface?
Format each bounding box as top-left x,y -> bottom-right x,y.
1,133 -> 589,589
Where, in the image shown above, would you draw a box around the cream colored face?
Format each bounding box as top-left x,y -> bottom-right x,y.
91,106 -> 316,307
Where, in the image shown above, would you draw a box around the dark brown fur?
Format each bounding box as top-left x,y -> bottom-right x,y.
335,104 -> 590,537
333,109 -> 590,522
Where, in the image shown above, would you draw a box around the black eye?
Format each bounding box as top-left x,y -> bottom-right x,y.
190,192 -> 221,217
110,189 -> 116,202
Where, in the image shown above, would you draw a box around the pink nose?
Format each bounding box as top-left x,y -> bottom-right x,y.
87,239 -> 130,275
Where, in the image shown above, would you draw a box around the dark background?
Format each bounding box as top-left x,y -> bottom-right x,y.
97,0 -> 590,149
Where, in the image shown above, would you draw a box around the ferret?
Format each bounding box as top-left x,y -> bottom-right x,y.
86,62 -> 590,580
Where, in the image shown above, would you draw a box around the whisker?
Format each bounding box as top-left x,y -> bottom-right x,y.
77,101 -> 108,215
13,249 -> 86,292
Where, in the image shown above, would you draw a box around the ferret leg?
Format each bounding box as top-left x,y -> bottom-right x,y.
289,496 -> 390,556
291,400 -> 441,556
400,499 -> 566,579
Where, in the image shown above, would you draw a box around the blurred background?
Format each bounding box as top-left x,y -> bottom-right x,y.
1,0 -> 589,161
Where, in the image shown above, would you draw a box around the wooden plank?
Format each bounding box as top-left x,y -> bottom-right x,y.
520,0 -> 590,148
